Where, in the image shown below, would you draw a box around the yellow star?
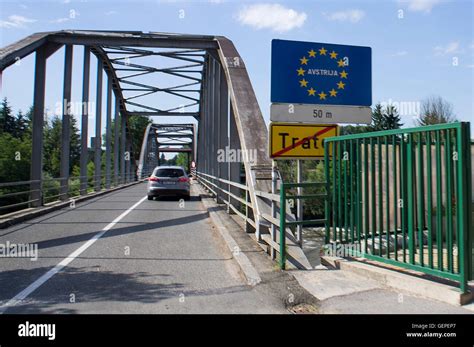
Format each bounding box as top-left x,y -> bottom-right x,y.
299,79 -> 308,87
340,70 -> 348,79
319,47 -> 327,55
297,67 -> 306,76
300,56 -> 308,65
337,81 -> 345,89
329,51 -> 338,59
318,91 -> 327,100
329,88 -> 338,97
337,59 -> 345,67
308,87 -> 316,96
308,49 -> 317,58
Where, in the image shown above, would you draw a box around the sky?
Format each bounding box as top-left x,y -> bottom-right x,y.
0,0 -> 473,139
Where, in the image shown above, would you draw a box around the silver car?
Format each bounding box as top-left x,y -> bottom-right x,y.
147,166 -> 191,200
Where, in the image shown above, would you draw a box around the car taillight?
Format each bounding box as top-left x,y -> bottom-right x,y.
149,177 -> 160,182
178,177 -> 189,182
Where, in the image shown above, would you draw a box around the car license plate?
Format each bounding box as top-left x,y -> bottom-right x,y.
162,181 -> 175,185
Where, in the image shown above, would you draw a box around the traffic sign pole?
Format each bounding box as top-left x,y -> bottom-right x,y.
297,160 -> 303,246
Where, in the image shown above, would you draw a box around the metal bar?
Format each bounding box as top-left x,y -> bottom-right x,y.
435,130 -> 443,270
94,58 -> 103,191
80,46 -> 91,195
386,136 -> 390,259
113,97 -> 120,186
60,44 -> 73,201
280,183 -> 286,270
445,129 -> 453,272
105,75 -> 112,189
370,137 -> 376,255
324,140 -> 331,245
378,137 -> 383,256
364,138 -> 369,254
426,131 -> 433,268
393,135 -> 399,261
296,159 -> 303,246
30,45 -> 47,207
343,140 -> 348,242
407,134 -> 415,264
356,138 -> 362,244
457,124 -> 467,292
327,122 -> 462,142
417,133 -> 424,266
120,109 -> 126,184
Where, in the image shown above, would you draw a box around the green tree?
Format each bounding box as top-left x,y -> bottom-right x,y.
127,115 -> 152,162
383,105 -> 403,130
43,115 -> 62,177
0,133 -> 32,211
0,98 -> 16,134
176,152 -> 189,172
370,103 -> 385,131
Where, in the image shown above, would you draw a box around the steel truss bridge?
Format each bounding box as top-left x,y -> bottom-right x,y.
0,30 -> 309,269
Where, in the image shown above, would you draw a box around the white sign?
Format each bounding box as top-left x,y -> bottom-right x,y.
270,103 -> 372,124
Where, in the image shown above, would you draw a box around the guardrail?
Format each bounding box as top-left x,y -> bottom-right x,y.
324,122 -> 472,292
195,171 -> 255,231
0,168 -> 153,216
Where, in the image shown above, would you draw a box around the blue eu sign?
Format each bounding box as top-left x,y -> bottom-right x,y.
271,39 -> 372,106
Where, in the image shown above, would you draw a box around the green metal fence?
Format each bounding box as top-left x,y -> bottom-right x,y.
279,182 -> 327,269
323,122 -> 472,292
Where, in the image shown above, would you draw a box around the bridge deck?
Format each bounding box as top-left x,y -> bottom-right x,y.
0,183 -> 285,313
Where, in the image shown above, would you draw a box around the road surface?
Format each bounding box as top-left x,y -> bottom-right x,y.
0,183 -> 287,314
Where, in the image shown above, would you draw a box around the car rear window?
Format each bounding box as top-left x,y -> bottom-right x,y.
154,168 -> 185,178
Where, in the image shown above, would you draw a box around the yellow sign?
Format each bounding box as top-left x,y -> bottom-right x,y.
269,123 -> 338,159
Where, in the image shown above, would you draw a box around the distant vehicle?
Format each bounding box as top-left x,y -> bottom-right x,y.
147,166 -> 191,201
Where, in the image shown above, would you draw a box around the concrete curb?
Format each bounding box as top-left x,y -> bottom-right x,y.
0,181 -> 144,229
195,185 -> 262,287
321,255 -> 473,306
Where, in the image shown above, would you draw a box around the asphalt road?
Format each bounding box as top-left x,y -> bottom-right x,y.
0,183 -> 287,314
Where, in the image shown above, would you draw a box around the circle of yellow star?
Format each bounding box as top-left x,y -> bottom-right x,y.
340,70 -> 348,79
329,51 -> 338,59
308,87 -> 316,96
337,81 -> 345,89
329,89 -> 338,97
337,59 -> 345,67
308,49 -> 317,58
299,79 -> 308,87
318,91 -> 327,100
297,67 -> 306,76
319,47 -> 327,55
300,56 -> 308,65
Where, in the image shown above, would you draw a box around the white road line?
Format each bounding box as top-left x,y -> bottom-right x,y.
0,195 -> 148,314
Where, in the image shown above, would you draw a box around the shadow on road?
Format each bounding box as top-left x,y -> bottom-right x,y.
33,212 -> 209,251
0,265 -> 183,314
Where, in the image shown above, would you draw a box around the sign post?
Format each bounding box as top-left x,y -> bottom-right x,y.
269,38 -> 372,256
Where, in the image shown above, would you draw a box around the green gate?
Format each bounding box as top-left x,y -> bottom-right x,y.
323,122 -> 472,292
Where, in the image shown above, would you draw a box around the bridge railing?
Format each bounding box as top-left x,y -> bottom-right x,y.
324,122 -> 472,293
0,168 -> 153,216
195,171 -> 255,231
